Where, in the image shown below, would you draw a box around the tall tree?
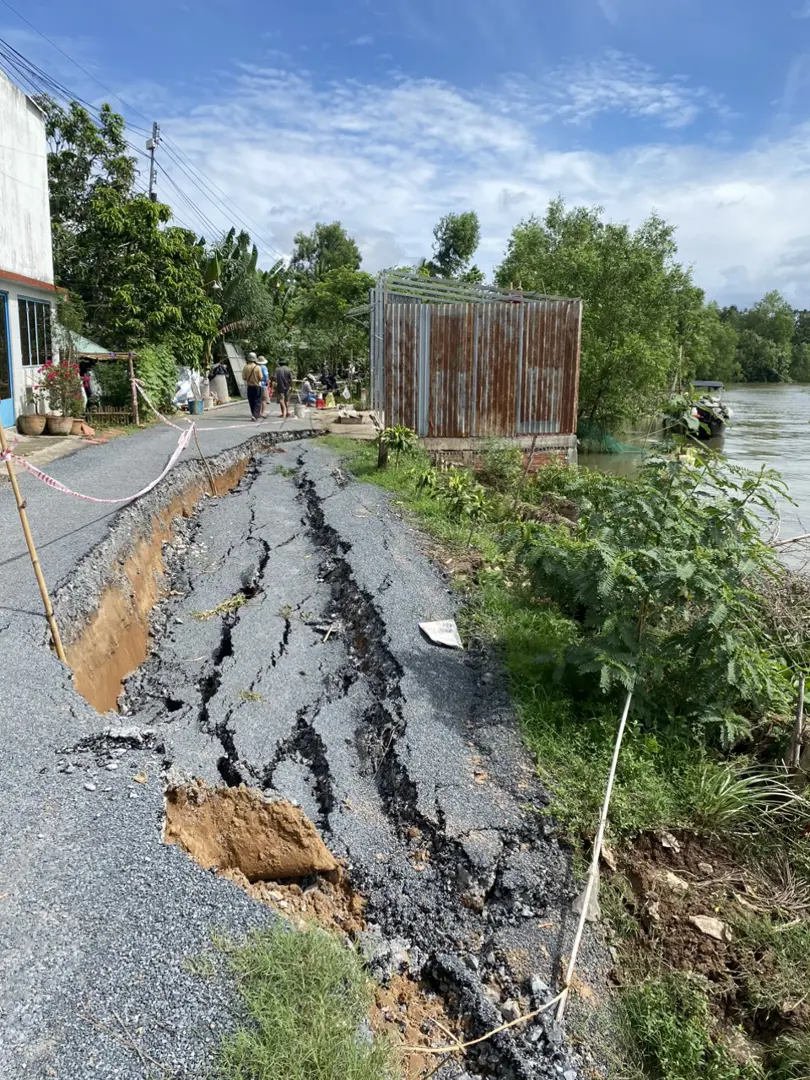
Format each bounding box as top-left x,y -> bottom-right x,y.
294,267 -> 374,373
426,211 -> 482,280
691,302 -> 740,384
791,309 -> 810,382
290,222 -> 361,282
735,291 -> 794,382
496,198 -> 698,431
200,228 -> 278,362
43,99 -> 219,369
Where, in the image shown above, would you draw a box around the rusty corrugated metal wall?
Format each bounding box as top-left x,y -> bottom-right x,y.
376,297 -> 581,439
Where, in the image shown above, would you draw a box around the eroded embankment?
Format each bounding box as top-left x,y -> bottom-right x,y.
57,438 -> 604,1080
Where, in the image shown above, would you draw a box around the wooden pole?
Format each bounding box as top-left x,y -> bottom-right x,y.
128,354 -> 140,427
192,425 -> 218,498
0,422 -> 67,663
792,674 -> 805,770
512,432 -> 539,517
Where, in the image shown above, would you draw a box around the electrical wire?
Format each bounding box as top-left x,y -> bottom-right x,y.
0,28 -> 288,259
159,167 -> 220,238
161,136 -> 286,260
0,0 -> 154,129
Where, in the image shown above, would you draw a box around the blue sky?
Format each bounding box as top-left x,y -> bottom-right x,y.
2,0 -> 810,304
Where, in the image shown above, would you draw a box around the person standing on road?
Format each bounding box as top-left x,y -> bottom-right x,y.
258,355 -> 270,419
274,360 -> 293,419
242,352 -> 264,421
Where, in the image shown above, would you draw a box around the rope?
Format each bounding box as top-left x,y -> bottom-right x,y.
401,991 -> 566,1056
556,686 -> 634,1021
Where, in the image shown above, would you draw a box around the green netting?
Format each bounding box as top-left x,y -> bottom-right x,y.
577,422 -> 646,454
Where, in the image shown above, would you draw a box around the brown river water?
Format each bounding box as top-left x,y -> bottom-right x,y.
582,384 -> 810,546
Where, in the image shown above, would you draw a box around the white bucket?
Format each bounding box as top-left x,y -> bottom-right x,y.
294,404 -> 311,421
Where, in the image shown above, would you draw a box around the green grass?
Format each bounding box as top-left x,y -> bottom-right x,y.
620,973 -> 762,1080
731,912 -> 810,1020
464,577 -> 710,843
217,925 -> 392,1080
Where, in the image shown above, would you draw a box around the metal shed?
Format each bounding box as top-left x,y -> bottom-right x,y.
364,272 -> 582,462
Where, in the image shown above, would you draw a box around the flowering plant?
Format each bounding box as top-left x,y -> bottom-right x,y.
37,358 -> 84,418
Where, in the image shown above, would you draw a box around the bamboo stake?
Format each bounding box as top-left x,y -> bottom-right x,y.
192,425 -> 217,497
556,686 -> 634,1022
774,532 -> 810,548
512,432 -> 539,516
127,354 -> 140,427
0,422 -> 67,663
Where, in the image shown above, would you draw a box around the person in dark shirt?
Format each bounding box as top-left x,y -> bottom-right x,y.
274,362 -> 293,418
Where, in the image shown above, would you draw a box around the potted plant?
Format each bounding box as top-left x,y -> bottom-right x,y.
17,413 -> 47,436
39,358 -> 84,435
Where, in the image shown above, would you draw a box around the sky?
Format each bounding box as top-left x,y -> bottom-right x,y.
2,0 -> 810,306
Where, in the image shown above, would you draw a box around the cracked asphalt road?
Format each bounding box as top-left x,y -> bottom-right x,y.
1,428 -> 605,1079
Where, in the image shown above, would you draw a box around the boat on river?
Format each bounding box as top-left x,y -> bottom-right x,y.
690,381 -> 733,438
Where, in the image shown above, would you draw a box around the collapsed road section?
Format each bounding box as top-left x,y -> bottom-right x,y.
1,435 -> 608,1079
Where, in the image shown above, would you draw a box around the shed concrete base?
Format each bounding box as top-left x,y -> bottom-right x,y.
421,434 -> 577,467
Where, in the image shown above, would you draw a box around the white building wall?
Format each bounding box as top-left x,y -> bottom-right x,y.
0,69 -> 54,284
0,69 -> 57,425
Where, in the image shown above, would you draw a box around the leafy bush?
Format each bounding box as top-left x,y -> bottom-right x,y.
438,468 -> 488,546
38,357 -> 84,417
377,424 -> 416,467
622,973 -> 762,1080
520,455 -> 792,745
478,439 -> 524,492
137,344 -> 179,412
94,344 -> 178,413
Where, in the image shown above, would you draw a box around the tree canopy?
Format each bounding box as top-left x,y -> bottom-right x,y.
496,198 -> 700,431
290,222 -> 361,282
425,211 -> 482,282
43,98 -> 219,369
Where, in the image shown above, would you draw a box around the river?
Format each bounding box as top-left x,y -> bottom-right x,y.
582,384 -> 810,544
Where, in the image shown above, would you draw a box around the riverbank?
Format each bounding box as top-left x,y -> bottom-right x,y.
326,435 -> 810,1079
582,383 -> 810,551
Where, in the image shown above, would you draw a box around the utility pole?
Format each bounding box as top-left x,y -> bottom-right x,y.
146,121 -> 161,201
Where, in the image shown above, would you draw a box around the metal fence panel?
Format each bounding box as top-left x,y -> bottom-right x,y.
371,292 -> 581,440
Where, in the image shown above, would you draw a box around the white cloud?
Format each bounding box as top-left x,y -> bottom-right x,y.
546,51 -> 727,129
795,1 -> 810,16
3,27 -> 806,306
151,62 -> 810,306
350,35 -> 374,46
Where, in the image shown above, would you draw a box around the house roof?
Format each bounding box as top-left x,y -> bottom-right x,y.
56,328 -> 115,356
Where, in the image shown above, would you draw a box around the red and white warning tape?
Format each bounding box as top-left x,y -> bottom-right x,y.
134,381 -> 280,432
0,425 -> 194,504
0,382 -> 277,505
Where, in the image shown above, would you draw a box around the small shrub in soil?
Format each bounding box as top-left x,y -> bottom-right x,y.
621,972 -> 761,1080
